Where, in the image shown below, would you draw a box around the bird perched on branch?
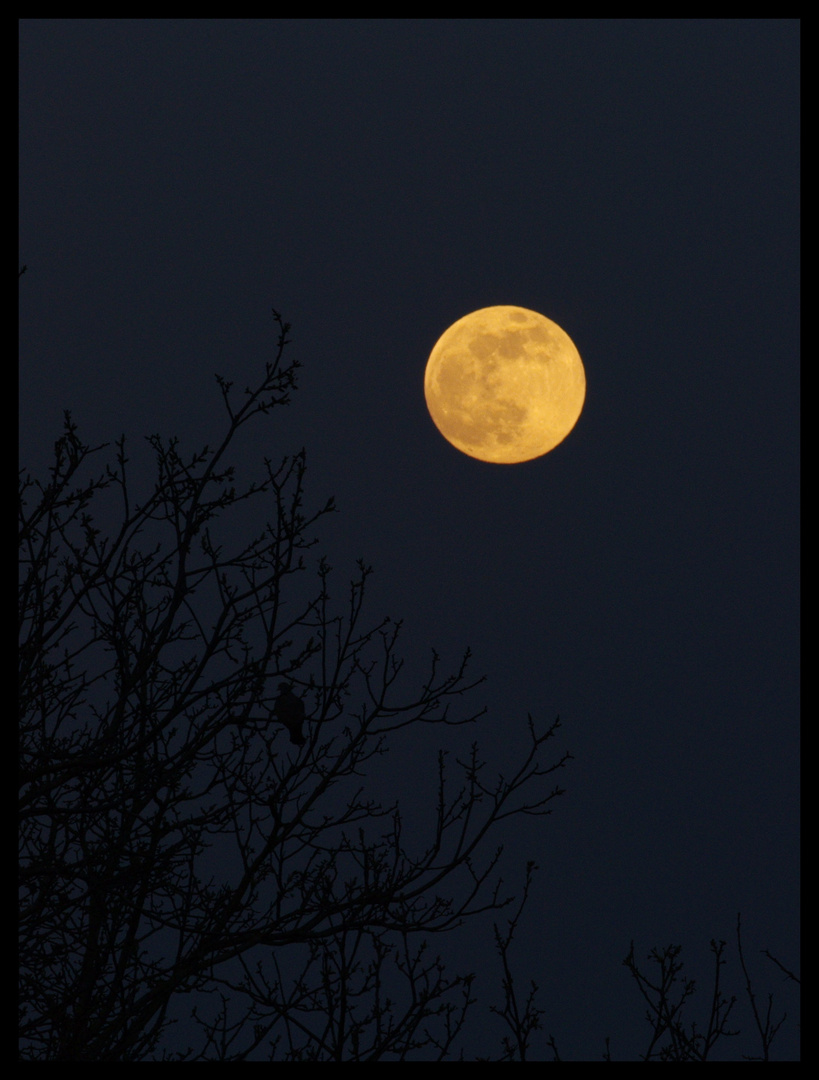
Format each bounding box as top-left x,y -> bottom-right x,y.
273,683 -> 307,746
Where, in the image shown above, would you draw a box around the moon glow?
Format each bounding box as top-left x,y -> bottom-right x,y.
424,306 -> 586,463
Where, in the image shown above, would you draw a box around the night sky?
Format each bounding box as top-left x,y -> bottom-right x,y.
19,20 -> 799,1059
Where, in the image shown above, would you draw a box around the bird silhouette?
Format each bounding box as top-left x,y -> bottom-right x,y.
273,683 -> 307,746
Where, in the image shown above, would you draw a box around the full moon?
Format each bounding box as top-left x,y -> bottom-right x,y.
424,306 -> 586,463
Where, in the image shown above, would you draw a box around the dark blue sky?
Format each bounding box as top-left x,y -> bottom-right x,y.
19,19 -> 799,1059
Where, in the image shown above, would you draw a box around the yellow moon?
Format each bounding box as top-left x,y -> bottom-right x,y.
424,306 -> 586,463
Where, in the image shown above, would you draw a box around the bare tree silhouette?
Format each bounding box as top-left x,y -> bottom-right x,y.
590,915 -> 800,1062
19,308 -> 571,1061
18,303 -> 798,1061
